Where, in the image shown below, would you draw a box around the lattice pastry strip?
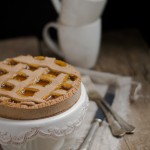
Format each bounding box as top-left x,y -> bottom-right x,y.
0,67 -> 69,104
40,74 -> 56,82
0,63 -> 27,85
13,56 -> 80,77
51,89 -> 67,96
11,68 -> 48,92
0,67 -> 49,103
33,73 -> 68,99
62,80 -> 73,90
0,57 -> 79,104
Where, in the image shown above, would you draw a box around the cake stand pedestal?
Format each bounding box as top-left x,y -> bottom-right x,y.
0,84 -> 89,150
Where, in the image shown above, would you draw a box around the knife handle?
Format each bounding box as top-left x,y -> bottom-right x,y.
78,119 -> 101,150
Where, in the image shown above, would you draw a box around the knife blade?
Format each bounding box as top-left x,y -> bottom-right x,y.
79,84 -> 115,150
95,84 -> 115,121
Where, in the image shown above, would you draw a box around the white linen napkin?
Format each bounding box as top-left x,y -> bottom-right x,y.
62,68 -> 139,150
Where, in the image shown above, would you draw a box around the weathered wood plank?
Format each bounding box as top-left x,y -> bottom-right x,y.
95,29 -> 150,81
94,29 -> 136,76
96,29 -> 150,150
0,29 -> 150,150
40,41 -> 61,59
0,37 -> 40,60
124,99 -> 150,150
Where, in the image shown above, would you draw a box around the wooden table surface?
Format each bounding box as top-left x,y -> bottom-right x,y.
0,29 -> 150,150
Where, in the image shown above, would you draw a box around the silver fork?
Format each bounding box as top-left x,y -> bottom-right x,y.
82,76 -> 135,136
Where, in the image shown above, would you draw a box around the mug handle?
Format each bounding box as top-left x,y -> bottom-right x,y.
43,22 -> 64,58
51,0 -> 61,14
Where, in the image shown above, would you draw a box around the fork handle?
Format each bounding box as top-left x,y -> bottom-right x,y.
97,101 -> 126,137
101,99 -> 135,133
78,119 -> 101,150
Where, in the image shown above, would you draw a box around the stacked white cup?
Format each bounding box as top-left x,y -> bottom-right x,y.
43,0 -> 107,68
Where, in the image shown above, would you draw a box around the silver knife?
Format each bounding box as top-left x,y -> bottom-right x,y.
79,81 -> 115,150
82,76 -> 135,138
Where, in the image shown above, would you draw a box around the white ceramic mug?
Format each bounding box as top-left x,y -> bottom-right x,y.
52,0 -> 107,26
43,19 -> 101,68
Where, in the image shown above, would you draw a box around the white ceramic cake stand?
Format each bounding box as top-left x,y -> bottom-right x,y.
0,83 -> 89,150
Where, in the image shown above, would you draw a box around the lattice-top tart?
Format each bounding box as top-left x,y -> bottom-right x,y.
0,56 -> 81,120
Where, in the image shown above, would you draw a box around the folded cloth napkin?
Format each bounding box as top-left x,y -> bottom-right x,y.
61,68 -> 139,150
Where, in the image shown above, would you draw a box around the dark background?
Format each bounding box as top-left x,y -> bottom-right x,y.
0,0 -> 150,44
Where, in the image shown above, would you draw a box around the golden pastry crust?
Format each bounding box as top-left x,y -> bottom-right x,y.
0,56 -> 81,120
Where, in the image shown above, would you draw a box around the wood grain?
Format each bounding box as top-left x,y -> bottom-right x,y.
94,29 -> 150,150
0,29 -> 150,149
0,37 -> 40,60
